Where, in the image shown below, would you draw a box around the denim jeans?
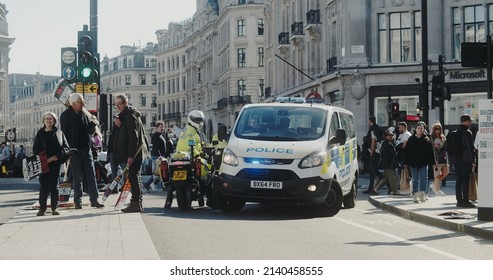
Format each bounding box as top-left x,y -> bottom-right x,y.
410,166 -> 429,194
71,148 -> 99,203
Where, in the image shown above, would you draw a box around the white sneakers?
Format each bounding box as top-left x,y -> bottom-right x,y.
430,183 -> 446,196
149,182 -> 157,191
413,191 -> 427,203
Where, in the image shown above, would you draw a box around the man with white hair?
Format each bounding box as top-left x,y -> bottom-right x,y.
60,93 -> 104,209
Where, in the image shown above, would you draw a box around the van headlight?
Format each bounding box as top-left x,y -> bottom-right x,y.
222,148 -> 239,167
299,151 -> 326,169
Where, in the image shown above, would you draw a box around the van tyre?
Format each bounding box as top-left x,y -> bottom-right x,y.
176,185 -> 192,210
213,186 -> 245,212
315,182 -> 342,217
343,179 -> 357,209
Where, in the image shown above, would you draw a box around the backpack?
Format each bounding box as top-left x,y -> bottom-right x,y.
446,130 -> 461,159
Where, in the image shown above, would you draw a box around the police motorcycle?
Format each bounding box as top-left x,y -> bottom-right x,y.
161,139 -> 212,210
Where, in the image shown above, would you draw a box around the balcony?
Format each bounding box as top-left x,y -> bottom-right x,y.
327,56 -> 338,74
305,10 -> 321,40
164,112 -> 182,120
290,22 -> 304,46
216,97 -> 228,109
278,32 -> 289,45
230,95 -> 251,104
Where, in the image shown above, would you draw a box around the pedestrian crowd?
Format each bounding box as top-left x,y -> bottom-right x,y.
362,113 -> 478,208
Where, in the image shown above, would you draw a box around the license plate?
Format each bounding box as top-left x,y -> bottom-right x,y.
172,170 -> 187,181
251,180 -> 282,189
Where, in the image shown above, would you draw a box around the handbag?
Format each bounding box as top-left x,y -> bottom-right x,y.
399,167 -> 411,193
152,157 -> 164,177
57,159 -> 72,203
469,170 -> 478,201
22,151 -> 49,181
433,165 -> 442,177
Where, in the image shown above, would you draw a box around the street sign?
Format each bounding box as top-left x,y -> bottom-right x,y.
461,42 -> 493,67
76,83 -> 98,93
62,66 -> 76,81
62,49 -> 76,64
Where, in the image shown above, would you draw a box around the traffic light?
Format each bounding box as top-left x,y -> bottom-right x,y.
431,74 -> 445,108
391,102 -> 400,120
77,30 -> 98,83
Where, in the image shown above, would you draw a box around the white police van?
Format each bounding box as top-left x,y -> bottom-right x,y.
213,97 -> 358,216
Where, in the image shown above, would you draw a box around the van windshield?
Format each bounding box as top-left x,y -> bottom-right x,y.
234,106 -> 327,141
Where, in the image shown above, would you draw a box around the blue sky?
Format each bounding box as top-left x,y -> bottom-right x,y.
3,0 -> 196,75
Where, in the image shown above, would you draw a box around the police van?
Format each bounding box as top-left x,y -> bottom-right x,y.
213,97 -> 358,216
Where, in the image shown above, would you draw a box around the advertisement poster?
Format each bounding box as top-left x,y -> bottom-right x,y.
477,100 -> 493,212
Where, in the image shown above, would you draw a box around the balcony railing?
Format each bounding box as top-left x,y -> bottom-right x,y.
164,112 -> 182,120
306,10 -> 321,25
278,32 -> 289,45
217,98 -> 228,109
327,56 -> 338,74
291,22 -> 304,36
230,95 -> 251,104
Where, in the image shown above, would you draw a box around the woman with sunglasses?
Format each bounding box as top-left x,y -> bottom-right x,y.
430,122 -> 448,196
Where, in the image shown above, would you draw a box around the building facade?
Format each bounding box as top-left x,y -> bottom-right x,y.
0,3 -> 15,139
264,0 -> 493,139
100,43 -> 158,136
155,0 -> 266,139
9,73 -> 61,153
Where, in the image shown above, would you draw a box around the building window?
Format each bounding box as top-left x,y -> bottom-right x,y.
378,14 -> 387,63
140,94 -> 146,107
238,48 -> 246,67
464,5 -> 485,42
238,79 -> 246,96
259,79 -> 264,97
145,57 -> 157,68
182,76 -> 186,91
453,8 -> 462,60
238,19 -> 246,36
197,68 -> 201,82
125,74 -> 131,85
167,80 -> 171,94
139,74 -> 146,85
151,74 -> 157,85
151,94 -> 157,108
177,77 -> 180,92
127,58 -> 133,68
258,18 -> 264,35
390,12 -> 411,62
238,0 -> 245,4
258,47 -> 264,66
414,11 -> 422,62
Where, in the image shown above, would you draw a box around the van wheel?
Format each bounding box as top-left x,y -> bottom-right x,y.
343,179 -> 357,209
213,186 -> 245,212
315,183 -> 342,217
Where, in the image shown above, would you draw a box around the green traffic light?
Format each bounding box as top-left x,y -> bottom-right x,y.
81,67 -> 92,78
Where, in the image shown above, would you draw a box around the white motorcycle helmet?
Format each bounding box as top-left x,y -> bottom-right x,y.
188,110 -> 205,130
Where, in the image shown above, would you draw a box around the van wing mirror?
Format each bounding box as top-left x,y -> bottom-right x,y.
329,128 -> 347,145
217,124 -> 229,141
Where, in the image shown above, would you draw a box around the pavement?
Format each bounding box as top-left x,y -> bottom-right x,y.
359,172 -> 493,241
0,173 -> 493,260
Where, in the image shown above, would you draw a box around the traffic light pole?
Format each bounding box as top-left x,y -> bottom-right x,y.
421,0 -> 429,125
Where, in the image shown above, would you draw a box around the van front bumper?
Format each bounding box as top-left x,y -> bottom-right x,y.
214,172 -> 330,205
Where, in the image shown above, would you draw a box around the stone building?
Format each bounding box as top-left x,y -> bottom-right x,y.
0,3 -> 14,139
264,0 -> 493,139
100,43 -> 158,135
155,0 -> 266,139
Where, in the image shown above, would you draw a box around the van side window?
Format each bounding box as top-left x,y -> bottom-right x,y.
340,113 -> 355,139
329,112 -> 340,139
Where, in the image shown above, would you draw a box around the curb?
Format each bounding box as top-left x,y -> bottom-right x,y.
368,196 -> 493,241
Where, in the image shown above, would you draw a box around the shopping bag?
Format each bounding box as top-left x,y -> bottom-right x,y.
469,170 -> 478,201
399,167 -> 411,193
22,151 -> 49,181
152,158 -> 162,177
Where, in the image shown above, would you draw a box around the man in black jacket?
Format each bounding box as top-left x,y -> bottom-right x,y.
363,116 -> 384,194
60,93 -> 104,209
454,114 -> 477,208
113,93 -> 149,213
